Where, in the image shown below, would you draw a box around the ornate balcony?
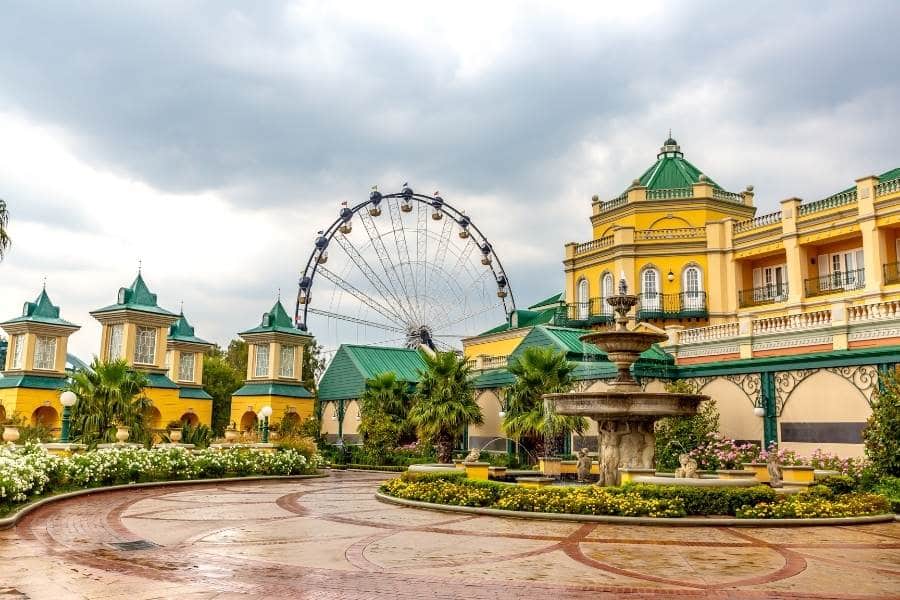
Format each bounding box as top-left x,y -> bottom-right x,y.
555,299 -> 614,328
738,283 -> 789,308
884,262 -> 900,285
804,269 -> 865,297
636,292 -> 707,321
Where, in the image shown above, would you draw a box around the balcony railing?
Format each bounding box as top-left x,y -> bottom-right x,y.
636,292 -> 708,321
738,283 -> 789,308
554,299 -> 614,328
804,268 -> 865,297
573,235 -> 613,255
884,262 -> 900,285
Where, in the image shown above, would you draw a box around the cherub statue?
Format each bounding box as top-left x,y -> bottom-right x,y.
674,453 -> 698,478
463,448 -> 481,464
639,421 -> 656,470
598,421 -> 626,486
767,453 -> 783,488
576,448 -> 592,482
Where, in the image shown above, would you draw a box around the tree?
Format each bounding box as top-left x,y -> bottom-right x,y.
502,346 -> 587,458
225,339 -> 248,376
864,370 -> 900,477
202,352 -> 244,435
358,372 -> 411,463
654,380 -> 720,471
0,198 -> 10,260
66,359 -> 152,445
409,351 -> 483,463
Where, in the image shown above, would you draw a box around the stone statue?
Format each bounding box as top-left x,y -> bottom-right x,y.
639,420 -> 656,470
620,422 -> 644,469
674,453 -> 698,478
598,420 -> 626,486
576,448 -> 592,482
767,453 -> 783,488
463,448 -> 481,464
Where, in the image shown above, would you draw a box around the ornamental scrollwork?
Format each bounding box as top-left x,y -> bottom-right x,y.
824,365 -> 879,406
773,369 -> 817,415
686,374 -> 760,408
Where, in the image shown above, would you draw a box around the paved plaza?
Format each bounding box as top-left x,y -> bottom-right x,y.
1,471 -> 898,599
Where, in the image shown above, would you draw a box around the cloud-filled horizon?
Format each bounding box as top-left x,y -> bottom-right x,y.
0,1 -> 897,360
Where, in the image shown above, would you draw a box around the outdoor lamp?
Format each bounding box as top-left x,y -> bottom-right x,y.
753,406 -> 766,417
498,410 -> 506,418
59,391 -> 77,444
260,405 -> 273,444
667,269 -> 675,282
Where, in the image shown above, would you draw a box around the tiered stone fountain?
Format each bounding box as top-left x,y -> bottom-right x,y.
544,277 -> 708,485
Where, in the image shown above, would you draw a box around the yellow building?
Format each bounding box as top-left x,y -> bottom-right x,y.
89,273 -> 212,430
0,287 -> 80,430
229,299 -> 314,433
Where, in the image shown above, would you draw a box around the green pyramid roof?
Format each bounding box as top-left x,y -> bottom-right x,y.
2,288 -> 79,328
91,273 -> 176,317
625,137 -> 724,194
168,312 -> 211,345
240,299 -> 311,337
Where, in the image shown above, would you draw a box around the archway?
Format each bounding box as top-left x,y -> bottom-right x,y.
697,378 -> 762,445
31,405 -> 59,428
240,411 -> 258,432
280,412 -> 301,435
180,412 -> 200,427
145,406 -> 162,430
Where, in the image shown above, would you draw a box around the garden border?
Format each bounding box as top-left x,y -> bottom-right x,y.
0,473 -> 329,530
375,491 -> 895,527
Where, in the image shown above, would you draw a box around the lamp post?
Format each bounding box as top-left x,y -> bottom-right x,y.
260,405 -> 273,444
59,391 -> 77,443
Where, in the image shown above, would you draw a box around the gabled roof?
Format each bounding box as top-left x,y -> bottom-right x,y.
624,136 -> 724,194
91,273 -> 176,317
509,325 -> 674,364
2,288 -> 79,328
528,292 -> 564,310
241,300 -> 310,337
318,344 -> 426,401
168,312 -> 211,346
479,307 -> 559,336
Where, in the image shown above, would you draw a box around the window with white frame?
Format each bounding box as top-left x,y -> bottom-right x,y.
642,268 -> 660,309
279,345 -> 295,378
752,265 -> 787,301
134,327 -> 157,365
11,334 -> 24,369
178,352 -> 195,382
576,278 -> 589,319
601,273 -> 613,315
817,248 -> 865,290
682,266 -> 703,310
254,343 -> 269,377
33,336 -> 56,370
107,324 -> 124,360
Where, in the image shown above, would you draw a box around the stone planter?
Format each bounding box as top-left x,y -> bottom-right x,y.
115,426 -> 130,444
452,459 -> 465,470
487,466 -> 507,478
782,465 -> 816,487
618,468 -> 656,484
2,426 -> 20,443
516,476 -> 554,488
224,429 -> 239,443
169,429 -> 183,443
41,443 -> 87,456
539,457 -> 562,478
716,469 -> 757,480
464,461 -> 490,481
742,462 -> 770,484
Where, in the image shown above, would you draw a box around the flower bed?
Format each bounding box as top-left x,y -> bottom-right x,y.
0,442 -> 318,515
379,472 -> 891,519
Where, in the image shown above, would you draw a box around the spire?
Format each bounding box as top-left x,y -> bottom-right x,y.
658,133 -> 682,158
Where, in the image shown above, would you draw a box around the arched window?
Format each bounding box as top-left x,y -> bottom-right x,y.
683,266 -> 703,310
601,273 -> 613,315
642,268 -> 660,309
577,278 -> 589,319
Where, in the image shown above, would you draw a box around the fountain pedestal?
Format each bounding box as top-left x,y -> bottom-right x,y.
545,284 -> 707,485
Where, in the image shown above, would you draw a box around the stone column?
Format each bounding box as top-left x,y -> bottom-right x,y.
857,175 -> 885,296
780,198 -> 806,308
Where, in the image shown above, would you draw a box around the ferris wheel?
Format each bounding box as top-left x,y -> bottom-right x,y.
296,185 -> 516,351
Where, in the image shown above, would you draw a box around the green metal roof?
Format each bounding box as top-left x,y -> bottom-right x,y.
2,288 -> 79,328
624,137 -> 723,194
318,344 -> 426,401
241,300 -> 311,337
233,382 -> 313,398
479,307 -> 559,335
676,344 -> 900,376
179,386 -> 213,400
168,312 -> 211,345
528,292 -> 564,310
509,325 -> 673,365
146,372 -> 178,389
0,374 -> 66,390
879,166 -> 900,182
91,273 -> 177,317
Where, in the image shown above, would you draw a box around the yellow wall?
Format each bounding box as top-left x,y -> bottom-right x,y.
144,386 -> 212,429
463,332 -> 527,358
228,395 -> 314,432
0,386 -> 64,429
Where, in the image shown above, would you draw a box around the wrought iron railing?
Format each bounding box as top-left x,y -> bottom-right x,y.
804,268 -> 865,297
636,292 -> 707,320
554,299 -> 614,328
738,283 -> 789,308
884,262 -> 900,285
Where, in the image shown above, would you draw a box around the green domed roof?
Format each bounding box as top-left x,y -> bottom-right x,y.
626,137 -> 722,193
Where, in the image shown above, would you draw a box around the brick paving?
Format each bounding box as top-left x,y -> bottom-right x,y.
0,471 -> 898,599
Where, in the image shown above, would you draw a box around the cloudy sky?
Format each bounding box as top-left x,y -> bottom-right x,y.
0,1 -> 897,359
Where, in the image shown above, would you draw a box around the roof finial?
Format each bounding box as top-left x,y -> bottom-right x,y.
179,300 -> 184,315
42,275 -> 47,291
137,258 -> 142,275
277,287 -> 281,300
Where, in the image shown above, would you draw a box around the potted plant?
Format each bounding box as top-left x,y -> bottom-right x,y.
2,416 -> 20,444
114,422 -> 130,444
224,422 -> 239,443
166,420 -> 183,443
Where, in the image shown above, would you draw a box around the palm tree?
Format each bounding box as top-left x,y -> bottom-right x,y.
502,346 -> 587,458
409,351 -> 483,463
0,198 -> 10,260
66,358 -> 153,445
359,372 -> 410,421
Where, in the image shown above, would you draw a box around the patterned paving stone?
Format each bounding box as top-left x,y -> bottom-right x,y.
0,471 -> 898,599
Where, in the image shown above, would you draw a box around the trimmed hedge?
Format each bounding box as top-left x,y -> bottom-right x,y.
619,482 -> 777,516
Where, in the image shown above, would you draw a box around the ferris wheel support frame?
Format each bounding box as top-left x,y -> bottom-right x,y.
295,187 -> 517,336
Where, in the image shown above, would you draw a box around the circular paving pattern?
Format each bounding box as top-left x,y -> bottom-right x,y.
1,471 -> 899,599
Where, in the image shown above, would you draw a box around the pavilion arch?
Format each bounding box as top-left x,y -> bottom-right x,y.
180,412 -> 200,426
145,406 -> 162,430
648,214 -> 693,229
696,377 -> 762,445
31,405 -> 58,428
240,410 -> 258,432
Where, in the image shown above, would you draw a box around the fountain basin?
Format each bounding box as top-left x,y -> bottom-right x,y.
545,391 -> 706,420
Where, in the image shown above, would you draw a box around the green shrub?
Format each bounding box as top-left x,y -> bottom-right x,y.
736,492 -> 889,519
620,483 -> 777,516
818,474 -> 857,495
872,476 -> 900,512
654,384 -> 720,471
864,370 -> 900,477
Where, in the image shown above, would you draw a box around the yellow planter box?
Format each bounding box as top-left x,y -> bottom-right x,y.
590,461 -> 600,475
539,457 -> 561,478
618,468 -> 655,484
716,469 -> 757,480
453,460 -> 465,470
465,462 -> 490,480
560,460 -> 577,475
516,476 -> 554,488
782,465 -> 816,486
742,463 -> 770,484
